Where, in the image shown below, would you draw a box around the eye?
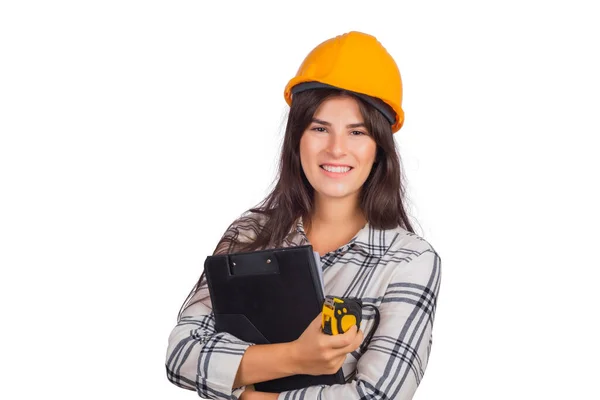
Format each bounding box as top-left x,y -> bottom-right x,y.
311,126 -> 327,132
350,130 -> 368,136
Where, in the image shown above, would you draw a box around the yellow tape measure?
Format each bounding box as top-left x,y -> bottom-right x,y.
321,296 -> 363,335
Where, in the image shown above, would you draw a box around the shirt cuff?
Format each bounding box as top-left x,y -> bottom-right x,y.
232,386 -> 246,400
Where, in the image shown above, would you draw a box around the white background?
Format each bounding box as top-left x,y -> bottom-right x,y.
1,1 -> 599,399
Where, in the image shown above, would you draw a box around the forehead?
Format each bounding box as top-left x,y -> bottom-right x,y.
313,95 -> 364,121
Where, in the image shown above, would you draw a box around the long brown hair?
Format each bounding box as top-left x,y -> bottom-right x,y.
178,88 -> 416,319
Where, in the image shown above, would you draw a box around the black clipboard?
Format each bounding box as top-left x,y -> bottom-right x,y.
204,244 -> 345,393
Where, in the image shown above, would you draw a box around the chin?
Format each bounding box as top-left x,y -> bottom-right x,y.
314,187 -> 358,199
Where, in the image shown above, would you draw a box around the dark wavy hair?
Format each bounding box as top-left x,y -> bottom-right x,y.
177,88 -> 416,319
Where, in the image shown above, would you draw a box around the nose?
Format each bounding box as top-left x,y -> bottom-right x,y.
326,132 -> 347,158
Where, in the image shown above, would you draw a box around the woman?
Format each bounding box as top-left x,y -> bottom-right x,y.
166,31 -> 441,400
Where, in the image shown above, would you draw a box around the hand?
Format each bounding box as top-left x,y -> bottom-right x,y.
290,312 -> 364,376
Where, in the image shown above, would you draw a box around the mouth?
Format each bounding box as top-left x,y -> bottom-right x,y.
320,164 -> 353,174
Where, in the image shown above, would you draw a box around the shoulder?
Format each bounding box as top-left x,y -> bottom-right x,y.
384,225 -> 442,270
389,226 -> 439,256
382,225 -> 442,288
212,209 -> 269,255
225,209 -> 267,235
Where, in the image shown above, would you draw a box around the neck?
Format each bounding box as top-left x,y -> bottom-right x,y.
307,194 -> 366,230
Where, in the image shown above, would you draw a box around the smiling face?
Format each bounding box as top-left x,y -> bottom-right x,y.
299,95 -> 378,202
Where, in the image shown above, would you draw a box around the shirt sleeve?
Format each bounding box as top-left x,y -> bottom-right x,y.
277,248 -> 442,400
165,220 -> 257,399
165,284 -> 254,399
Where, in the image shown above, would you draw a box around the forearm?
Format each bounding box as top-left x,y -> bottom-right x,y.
233,342 -> 297,388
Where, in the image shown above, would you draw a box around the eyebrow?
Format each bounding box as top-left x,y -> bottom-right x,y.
311,118 -> 366,129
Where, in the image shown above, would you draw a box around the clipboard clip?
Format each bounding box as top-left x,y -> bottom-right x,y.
227,251 -> 281,276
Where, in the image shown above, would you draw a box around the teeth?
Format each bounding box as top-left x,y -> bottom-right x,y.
322,165 -> 351,173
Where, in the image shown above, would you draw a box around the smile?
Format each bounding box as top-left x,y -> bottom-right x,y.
320,164 -> 353,175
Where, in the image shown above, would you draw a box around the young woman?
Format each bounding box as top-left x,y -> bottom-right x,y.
166,31 -> 442,400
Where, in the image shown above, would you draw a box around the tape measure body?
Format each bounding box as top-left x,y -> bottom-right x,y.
321,296 -> 363,335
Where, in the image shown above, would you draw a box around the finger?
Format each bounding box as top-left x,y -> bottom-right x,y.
337,329 -> 364,354
353,329 -> 365,349
327,325 -> 358,349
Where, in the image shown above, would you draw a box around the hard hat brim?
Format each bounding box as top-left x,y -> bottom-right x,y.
289,81 -> 397,127
284,78 -> 404,133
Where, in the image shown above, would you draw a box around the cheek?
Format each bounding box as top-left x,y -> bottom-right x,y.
356,142 -> 378,167
299,135 -> 318,166
299,137 -> 312,173
299,136 -> 307,162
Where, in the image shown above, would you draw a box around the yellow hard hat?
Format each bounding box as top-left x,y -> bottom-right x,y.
284,31 -> 404,133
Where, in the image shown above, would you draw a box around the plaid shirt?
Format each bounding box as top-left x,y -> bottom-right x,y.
166,211 -> 442,400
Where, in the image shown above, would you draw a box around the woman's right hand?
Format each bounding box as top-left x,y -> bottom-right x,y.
289,312 -> 364,376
